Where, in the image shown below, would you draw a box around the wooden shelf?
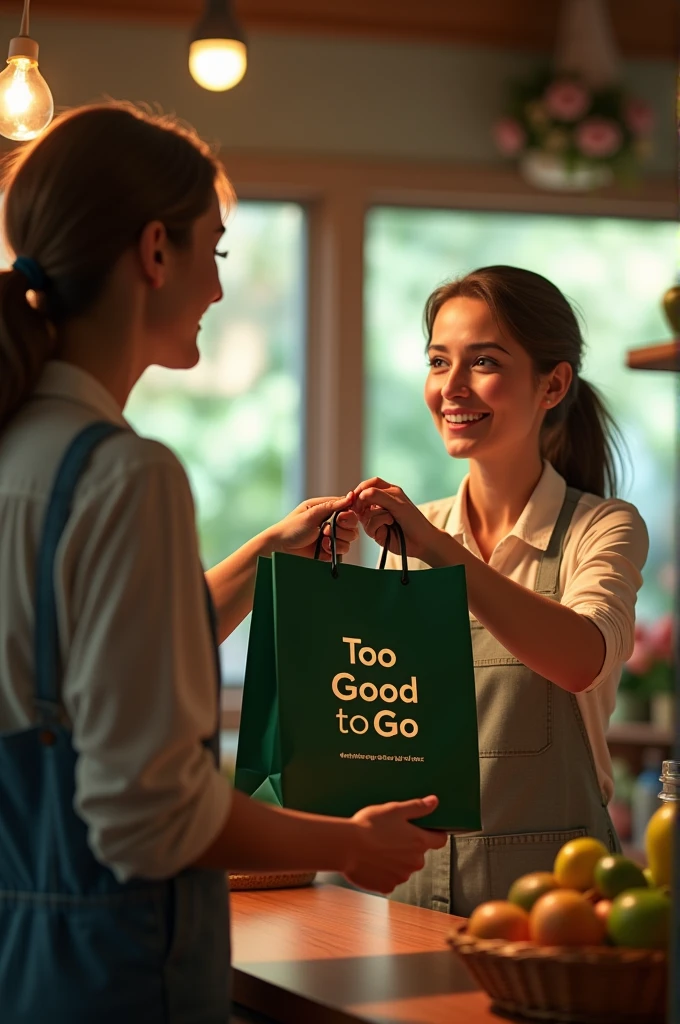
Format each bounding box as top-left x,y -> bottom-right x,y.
607,721 -> 674,776
625,340 -> 679,371
607,722 -> 674,747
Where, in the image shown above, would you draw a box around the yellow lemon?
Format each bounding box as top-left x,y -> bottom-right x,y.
554,837 -> 609,891
645,802 -> 676,888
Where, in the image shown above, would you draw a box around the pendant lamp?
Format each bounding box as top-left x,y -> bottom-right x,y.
189,0 -> 248,92
0,0 -> 54,142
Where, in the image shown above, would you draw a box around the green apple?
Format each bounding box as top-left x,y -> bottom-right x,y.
508,871 -> 559,912
593,855 -> 647,899
607,888 -> 670,949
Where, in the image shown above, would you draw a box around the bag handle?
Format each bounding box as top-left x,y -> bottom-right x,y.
378,520 -> 410,585
314,511 -> 410,584
313,508 -> 342,578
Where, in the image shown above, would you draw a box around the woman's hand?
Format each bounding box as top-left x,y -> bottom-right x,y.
206,493 -> 359,644
353,477 -> 443,564
268,493 -> 359,561
194,789 -> 447,892
346,795 -> 448,892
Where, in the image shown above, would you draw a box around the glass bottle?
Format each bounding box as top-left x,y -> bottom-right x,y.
644,759 -> 678,888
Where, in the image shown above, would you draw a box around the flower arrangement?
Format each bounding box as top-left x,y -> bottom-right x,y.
493,68 -> 654,187
621,614 -> 675,698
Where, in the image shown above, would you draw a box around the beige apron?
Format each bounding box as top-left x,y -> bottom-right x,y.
391,487 -> 619,917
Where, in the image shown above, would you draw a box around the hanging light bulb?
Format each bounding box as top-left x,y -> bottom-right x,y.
0,1 -> 53,142
189,0 -> 247,92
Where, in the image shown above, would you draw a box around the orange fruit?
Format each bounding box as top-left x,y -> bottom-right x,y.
508,872 -> 559,913
554,837 -> 609,891
530,889 -> 607,947
594,899 -> 612,923
468,900 -> 530,941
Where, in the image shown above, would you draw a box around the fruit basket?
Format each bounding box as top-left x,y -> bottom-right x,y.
448,923 -> 667,1024
228,870 -> 316,891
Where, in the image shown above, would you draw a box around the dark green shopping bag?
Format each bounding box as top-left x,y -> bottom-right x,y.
235,519 -> 480,830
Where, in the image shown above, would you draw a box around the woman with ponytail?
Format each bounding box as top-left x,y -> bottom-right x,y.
0,103 -> 445,1024
354,265 -> 648,916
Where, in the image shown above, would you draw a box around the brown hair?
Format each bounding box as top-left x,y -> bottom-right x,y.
0,101 -> 233,427
424,265 -> 625,497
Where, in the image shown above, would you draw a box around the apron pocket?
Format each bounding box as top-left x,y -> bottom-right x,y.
487,828 -> 588,905
475,665 -> 553,757
451,827 -> 587,917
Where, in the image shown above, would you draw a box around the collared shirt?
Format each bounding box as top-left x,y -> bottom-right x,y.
386,461 -> 648,803
0,361 -> 231,882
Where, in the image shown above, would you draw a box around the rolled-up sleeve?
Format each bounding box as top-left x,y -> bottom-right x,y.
561,500 -> 649,692
58,439 -> 231,882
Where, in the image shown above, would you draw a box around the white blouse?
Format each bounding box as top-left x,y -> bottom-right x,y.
0,361 -> 231,882
384,461 -> 649,803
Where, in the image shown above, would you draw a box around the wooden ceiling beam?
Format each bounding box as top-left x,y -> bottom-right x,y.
0,0 -> 675,60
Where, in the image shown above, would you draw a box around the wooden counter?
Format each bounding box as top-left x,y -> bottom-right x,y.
231,882 -> 500,1023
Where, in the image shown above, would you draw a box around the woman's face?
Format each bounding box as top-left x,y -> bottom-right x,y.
145,190 -> 225,370
424,296 -> 555,465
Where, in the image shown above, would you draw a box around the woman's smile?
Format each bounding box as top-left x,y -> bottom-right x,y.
441,408 -> 491,432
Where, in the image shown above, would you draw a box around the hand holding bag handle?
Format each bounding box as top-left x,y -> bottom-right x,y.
315,511 -> 409,585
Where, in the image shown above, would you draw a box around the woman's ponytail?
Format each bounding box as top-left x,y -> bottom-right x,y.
541,376 -> 624,498
0,268 -> 55,428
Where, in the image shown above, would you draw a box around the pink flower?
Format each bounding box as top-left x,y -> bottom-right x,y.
647,614 -> 675,663
626,633 -> 654,676
543,80 -> 590,122
625,98 -> 654,137
575,117 -> 623,158
492,117 -> 526,157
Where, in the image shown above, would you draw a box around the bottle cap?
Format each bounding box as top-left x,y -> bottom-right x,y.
659,760 -> 680,801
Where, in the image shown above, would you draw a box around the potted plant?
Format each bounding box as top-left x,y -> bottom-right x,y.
613,616 -> 675,727
643,614 -> 675,730
492,0 -> 654,191
493,71 -> 653,191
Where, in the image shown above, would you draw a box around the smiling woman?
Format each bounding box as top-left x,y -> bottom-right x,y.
356,259 -> 651,916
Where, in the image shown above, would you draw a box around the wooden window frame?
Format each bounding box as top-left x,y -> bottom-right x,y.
221,155 -> 676,729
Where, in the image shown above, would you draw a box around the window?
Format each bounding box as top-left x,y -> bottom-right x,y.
364,209 -> 677,618
126,201 -> 307,683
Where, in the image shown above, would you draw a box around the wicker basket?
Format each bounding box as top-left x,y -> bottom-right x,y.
448,923 -> 667,1024
228,870 -> 316,891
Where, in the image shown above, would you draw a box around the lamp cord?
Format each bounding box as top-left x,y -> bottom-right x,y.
20,0 -> 30,38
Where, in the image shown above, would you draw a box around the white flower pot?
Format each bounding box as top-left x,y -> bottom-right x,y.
520,150 -> 613,192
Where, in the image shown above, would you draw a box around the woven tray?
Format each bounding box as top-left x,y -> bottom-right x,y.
228,870 -> 316,891
448,923 -> 667,1024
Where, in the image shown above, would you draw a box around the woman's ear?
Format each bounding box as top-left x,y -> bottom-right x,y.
138,220 -> 168,289
542,361 -> 573,409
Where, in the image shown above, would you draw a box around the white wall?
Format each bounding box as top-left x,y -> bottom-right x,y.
0,13 -> 675,172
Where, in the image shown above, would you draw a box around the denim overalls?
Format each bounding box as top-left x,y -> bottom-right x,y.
391,487 -> 620,916
0,423 -> 231,1023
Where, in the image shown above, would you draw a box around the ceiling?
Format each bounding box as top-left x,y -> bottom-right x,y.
2,0 -> 676,59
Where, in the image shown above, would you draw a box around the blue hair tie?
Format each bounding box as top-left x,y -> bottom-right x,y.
13,256 -> 49,292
